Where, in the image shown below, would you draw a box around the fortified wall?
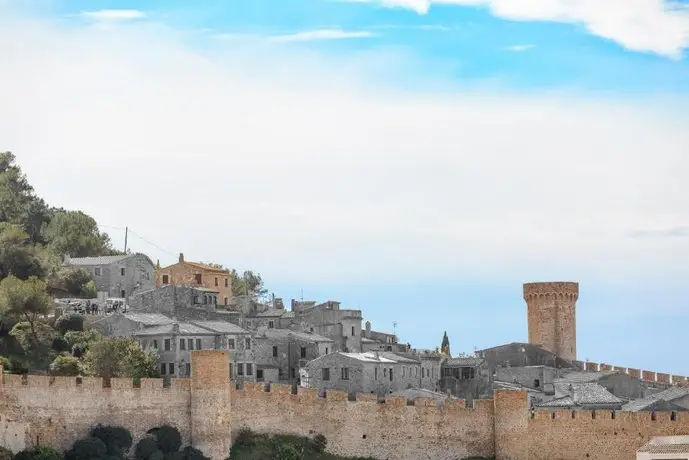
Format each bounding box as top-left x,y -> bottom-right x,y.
573,360 -> 688,386
1,351 -> 689,460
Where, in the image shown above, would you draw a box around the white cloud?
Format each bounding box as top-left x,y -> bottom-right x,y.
268,29 -> 375,42
0,8 -> 688,285
505,44 -> 534,51
79,9 -> 146,21
349,0 -> 689,59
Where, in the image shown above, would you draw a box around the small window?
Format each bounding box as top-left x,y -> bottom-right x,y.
342,367 -> 350,380
120,289 -> 126,298
193,296 -> 199,304
121,267 -> 126,276
164,339 -> 170,351
203,296 -> 208,305
215,277 -> 219,287
237,364 -> 244,376
352,326 -> 355,336
94,267 -> 101,276
245,338 -> 251,350
246,363 -> 253,376
168,363 -> 175,375
268,321 -> 274,329
188,338 -> 194,350
389,368 -> 393,381
403,367 -> 405,377
162,274 -> 169,284
375,368 -> 378,380
300,347 -> 306,359
160,363 -> 166,375
384,368 -> 387,377
180,339 -> 186,350
196,338 -> 201,350
322,368 -> 330,381
224,278 -> 229,287
153,340 -> 158,349
273,346 -> 278,357
185,363 -> 191,376
534,379 -> 541,388
194,273 -> 202,284
228,339 -> 235,350
224,297 -> 228,305
325,347 -> 329,354
257,369 -> 264,380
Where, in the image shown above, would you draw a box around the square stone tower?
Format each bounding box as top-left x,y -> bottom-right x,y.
523,281 -> 579,362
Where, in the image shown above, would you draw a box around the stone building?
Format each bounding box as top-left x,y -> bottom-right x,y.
360,321 -> 410,353
132,319 -> 255,381
127,285 -> 241,324
440,356 -> 492,402
535,383 -> 624,411
622,387 -> 689,412
156,254 -> 232,307
290,300 -> 363,353
90,312 -> 173,337
63,253 -> 155,300
302,351 -> 422,396
254,328 -> 333,384
476,342 -> 574,375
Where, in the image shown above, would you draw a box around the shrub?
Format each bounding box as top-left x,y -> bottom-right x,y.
50,353 -> 81,376
51,337 -> 71,353
15,445 -> 63,460
55,313 -> 85,334
65,437 -> 108,460
179,446 -> 209,460
150,425 -> 182,453
0,356 -> 11,372
234,426 -> 255,446
0,446 -> 12,460
313,434 -> 327,453
134,437 -> 159,460
275,443 -> 303,460
91,424 -> 133,458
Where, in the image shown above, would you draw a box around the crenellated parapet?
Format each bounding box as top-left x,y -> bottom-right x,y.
523,281 -> 579,301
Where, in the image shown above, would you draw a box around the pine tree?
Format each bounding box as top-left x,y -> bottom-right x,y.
441,331 -> 450,356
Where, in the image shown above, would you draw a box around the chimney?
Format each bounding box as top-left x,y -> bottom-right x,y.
179,253 -> 184,263
274,298 -> 284,310
172,322 -> 180,334
156,259 -> 161,269
63,254 -> 71,265
365,321 -> 371,338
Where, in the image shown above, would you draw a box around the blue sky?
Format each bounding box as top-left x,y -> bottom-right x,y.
1,0 -> 688,374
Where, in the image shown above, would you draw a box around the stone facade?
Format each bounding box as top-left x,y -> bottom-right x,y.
440,357 -> 492,402
64,253 -> 155,299
155,254 -> 232,307
289,301 -> 363,352
253,329 -> 333,383
4,350 -> 689,460
524,281 -> 579,362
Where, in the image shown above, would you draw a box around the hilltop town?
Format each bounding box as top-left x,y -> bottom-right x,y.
2,151 -> 688,459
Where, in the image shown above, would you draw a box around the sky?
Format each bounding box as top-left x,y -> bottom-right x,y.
1,0 -> 688,374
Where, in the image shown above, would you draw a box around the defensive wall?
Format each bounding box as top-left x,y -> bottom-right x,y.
573,360 -> 688,386
1,351 -> 688,460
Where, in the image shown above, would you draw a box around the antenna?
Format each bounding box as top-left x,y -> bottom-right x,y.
124,226 -> 128,253
393,321 -> 397,337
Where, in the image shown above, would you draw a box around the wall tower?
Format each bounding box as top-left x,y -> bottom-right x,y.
523,281 -> 578,361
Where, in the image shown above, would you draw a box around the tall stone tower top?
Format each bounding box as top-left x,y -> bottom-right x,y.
523,281 -> 579,362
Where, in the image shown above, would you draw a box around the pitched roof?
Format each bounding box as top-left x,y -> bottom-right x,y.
339,352 -> 399,363
260,328 -> 333,343
638,436 -> 689,454
183,262 -> 229,273
555,370 -> 620,383
252,308 -> 287,318
390,388 -> 448,401
122,313 -> 174,326
66,255 -> 130,266
133,322 -> 217,336
622,387 -> 689,412
379,352 -> 418,364
191,321 -> 250,335
539,383 -> 623,407
444,357 -> 484,367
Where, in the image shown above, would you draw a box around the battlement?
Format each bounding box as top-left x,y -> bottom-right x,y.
0,374 -> 191,391
572,360 -> 688,386
523,281 -> 579,300
531,409 -> 688,423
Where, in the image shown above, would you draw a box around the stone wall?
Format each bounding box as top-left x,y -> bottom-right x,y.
2,351 -> 689,460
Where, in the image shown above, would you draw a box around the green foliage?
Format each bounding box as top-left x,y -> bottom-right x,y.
313,434 -> 327,453
45,210 -> 114,258
148,425 -> 182,454
135,437 -> 159,460
52,336 -> 71,352
178,446 -> 209,460
65,436 -> 108,460
49,353 -> 81,376
0,224 -> 47,280
0,446 -> 12,460
0,355 -> 10,372
55,313 -> 85,334
10,320 -> 55,356
136,425 -> 206,460
14,445 -> 63,460
229,270 -> 267,298
51,268 -> 94,298
91,424 -> 133,458
82,337 -> 158,379
82,280 -> 97,298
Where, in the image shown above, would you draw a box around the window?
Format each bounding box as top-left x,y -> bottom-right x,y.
291,368 -> 296,379
325,348 -> 329,354
237,364 -> 244,376
384,368 -> 387,377
229,365 -> 233,380
193,296 -> 199,304
185,363 -> 191,377
246,363 -> 253,376
160,363 -> 166,375
403,367 -> 405,377
180,339 -> 186,350
268,321 -> 274,329
257,369 -> 264,380
121,267 -> 126,276
224,278 -> 229,287
375,368 -> 378,380
215,277 -> 218,287
194,273 -> 202,284
389,368 -> 393,381
153,340 -> 158,349
228,339 -> 235,350
300,347 -> 306,359
341,367 -> 350,380
224,297 -> 228,305
352,326 -> 355,336
164,339 -> 170,351
322,368 -> 330,381
162,274 -> 169,284
168,363 -> 175,375
203,296 -> 207,305
188,339 -> 194,350
534,379 -> 540,388
196,339 -> 201,350
245,338 -> 251,350
94,268 -> 101,276
273,346 -> 278,357
120,289 -> 126,298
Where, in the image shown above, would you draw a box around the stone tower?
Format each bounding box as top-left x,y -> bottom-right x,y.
523,281 -> 579,361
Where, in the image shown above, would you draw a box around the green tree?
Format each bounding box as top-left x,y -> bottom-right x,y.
230,270 -> 267,298
14,445 -> 63,460
55,312 -> 85,334
0,275 -> 53,356
82,337 -> 158,379
64,329 -> 102,356
441,331 -> 450,356
45,210 -> 115,258
0,223 -> 46,280
51,268 -> 94,297
50,353 -> 81,376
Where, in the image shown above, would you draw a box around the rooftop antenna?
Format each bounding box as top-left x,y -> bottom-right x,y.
393,321 -> 397,337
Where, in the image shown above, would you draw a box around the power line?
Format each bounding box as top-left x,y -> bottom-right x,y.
97,224 -> 177,258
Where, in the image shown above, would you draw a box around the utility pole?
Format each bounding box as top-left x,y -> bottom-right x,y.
123,227 -> 128,253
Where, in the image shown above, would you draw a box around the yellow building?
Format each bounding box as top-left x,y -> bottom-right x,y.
156,253 -> 233,306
